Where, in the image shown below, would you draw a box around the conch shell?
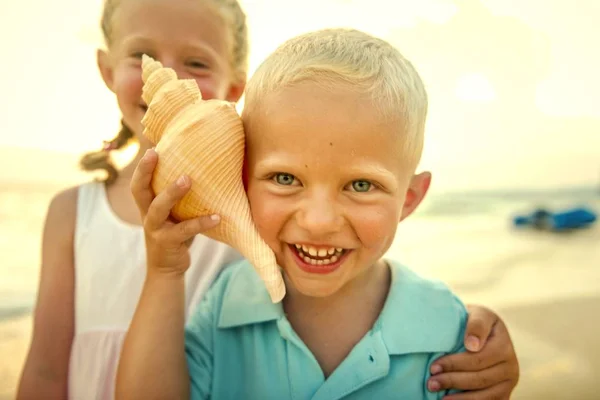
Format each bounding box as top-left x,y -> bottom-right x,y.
140,55 -> 285,303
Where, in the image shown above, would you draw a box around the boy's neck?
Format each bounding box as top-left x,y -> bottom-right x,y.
282,260 -> 391,327
282,260 -> 391,377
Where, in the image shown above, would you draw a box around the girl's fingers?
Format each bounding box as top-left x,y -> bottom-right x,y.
166,214 -> 221,245
428,362 -> 511,392
130,149 -> 159,217
441,380 -> 514,400
144,175 -> 191,232
463,304 -> 500,351
431,320 -> 511,374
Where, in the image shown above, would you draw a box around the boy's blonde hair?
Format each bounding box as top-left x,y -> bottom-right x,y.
81,0 -> 249,184
243,28 -> 428,167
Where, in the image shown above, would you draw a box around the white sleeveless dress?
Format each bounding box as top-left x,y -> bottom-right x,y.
68,182 -> 242,400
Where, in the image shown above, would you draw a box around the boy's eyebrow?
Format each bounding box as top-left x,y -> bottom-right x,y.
345,164 -> 399,187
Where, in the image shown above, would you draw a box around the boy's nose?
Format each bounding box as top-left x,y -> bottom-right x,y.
295,196 -> 343,237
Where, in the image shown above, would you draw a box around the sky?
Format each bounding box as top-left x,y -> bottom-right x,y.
0,0 -> 598,191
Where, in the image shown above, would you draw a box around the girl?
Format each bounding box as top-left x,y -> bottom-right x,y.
16,0 -> 518,399
17,0 -> 246,399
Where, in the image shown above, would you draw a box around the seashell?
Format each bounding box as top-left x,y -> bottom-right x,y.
140,55 -> 285,303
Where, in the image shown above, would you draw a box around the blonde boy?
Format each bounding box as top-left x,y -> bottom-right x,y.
119,28 -> 478,399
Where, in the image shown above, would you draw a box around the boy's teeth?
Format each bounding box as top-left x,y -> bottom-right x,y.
294,244 -> 345,265
298,245 -> 338,256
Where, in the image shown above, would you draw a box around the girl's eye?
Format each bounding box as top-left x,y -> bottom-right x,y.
350,180 -> 373,193
273,173 -> 297,186
131,52 -> 147,59
187,60 -> 209,69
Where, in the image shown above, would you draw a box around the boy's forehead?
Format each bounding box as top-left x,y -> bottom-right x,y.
245,82 -> 413,173
259,82 -> 370,117
248,82 -> 404,141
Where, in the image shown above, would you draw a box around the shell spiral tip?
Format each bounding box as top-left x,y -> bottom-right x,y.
141,55 -> 164,83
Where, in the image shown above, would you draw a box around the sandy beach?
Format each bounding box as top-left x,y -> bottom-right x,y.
1,184 -> 599,399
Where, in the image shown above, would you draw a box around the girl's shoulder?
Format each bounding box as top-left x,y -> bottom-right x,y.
46,185 -> 80,223
47,181 -> 101,219
45,181 -> 106,235
40,185 -> 80,265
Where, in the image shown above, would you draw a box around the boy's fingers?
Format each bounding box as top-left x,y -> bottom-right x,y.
441,380 -> 514,400
427,362 -> 510,392
145,175 -> 191,232
130,149 -> 158,216
166,215 -> 221,244
464,304 -> 500,351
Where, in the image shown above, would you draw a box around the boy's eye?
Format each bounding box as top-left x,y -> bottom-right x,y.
273,173 -> 297,186
350,180 -> 372,192
131,52 -> 148,59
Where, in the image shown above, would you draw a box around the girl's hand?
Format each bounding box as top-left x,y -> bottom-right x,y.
428,305 -> 519,399
130,149 -> 221,277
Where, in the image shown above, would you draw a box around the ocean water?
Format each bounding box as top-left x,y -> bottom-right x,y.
0,182 -> 598,320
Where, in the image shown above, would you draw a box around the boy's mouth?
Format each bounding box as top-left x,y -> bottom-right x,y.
289,243 -> 348,266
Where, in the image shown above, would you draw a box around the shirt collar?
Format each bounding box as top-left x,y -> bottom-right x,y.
218,260 -> 465,355
217,264 -> 284,328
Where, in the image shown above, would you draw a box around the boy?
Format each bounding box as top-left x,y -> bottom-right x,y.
117,28 -> 516,399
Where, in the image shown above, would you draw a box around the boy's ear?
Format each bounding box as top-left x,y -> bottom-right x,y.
225,77 -> 246,103
97,49 -> 115,92
399,171 -> 431,222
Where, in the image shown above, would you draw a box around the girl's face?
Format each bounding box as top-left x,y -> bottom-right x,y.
97,0 -> 245,140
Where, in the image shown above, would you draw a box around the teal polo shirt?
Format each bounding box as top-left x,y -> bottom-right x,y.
185,259 -> 467,399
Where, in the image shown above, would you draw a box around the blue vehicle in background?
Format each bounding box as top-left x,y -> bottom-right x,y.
513,206 -> 598,232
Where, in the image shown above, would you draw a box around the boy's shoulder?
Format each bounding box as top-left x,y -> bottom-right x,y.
193,259 -> 282,329
379,260 -> 467,354
208,258 -> 266,294
387,261 -> 461,301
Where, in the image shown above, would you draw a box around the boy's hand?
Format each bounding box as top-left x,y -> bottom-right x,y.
131,149 -> 221,276
428,305 -> 519,399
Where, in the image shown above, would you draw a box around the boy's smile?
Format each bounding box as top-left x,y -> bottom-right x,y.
288,243 -> 350,274
244,81 -> 430,299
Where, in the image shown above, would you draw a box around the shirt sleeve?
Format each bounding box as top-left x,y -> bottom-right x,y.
184,270 -> 229,400
423,294 -> 468,399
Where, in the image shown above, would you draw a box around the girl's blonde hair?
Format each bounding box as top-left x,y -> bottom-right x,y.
80,0 -> 249,184
243,28 -> 428,168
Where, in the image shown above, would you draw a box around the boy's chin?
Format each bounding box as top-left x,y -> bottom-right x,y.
283,272 -> 345,299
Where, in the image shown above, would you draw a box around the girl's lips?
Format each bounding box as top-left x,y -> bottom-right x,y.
288,244 -> 351,274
